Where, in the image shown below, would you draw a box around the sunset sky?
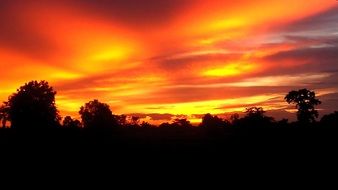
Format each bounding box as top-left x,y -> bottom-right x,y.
1,0 -> 338,124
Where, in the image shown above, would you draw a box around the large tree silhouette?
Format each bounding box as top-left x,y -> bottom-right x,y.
5,80 -> 60,129
79,99 -> 117,129
285,89 -> 321,124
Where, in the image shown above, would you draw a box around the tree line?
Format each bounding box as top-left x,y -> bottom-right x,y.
0,80 -> 337,130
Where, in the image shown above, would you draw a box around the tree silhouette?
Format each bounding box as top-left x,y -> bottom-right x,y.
114,114 -> 127,126
79,99 -> 117,129
320,111 -> 338,128
285,89 -> 321,124
62,116 -> 82,128
158,122 -> 171,128
140,121 -> 153,128
130,116 -> 140,126
200,113 -> 228,128
5,81 -> 60,129
0,104 -> 9,128
234,107 -> 274,128
172,118 -> 193,128
229,113 -> 240,123
128,116 -> 140,127
245,107 -> 265,117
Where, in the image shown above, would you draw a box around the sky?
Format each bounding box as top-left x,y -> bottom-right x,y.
1,0 -> 338,124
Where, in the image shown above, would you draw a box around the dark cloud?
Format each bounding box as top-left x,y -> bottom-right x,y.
147,113 -> 174,121
127,113 -> 174,121
125,113 -> 148,119
265,109 -> 297,121
0,2 -> 58,59
283,35 -> 338,45
256,7 -> 338,83
266,46 -> 338,63
0,0 -> 192,59
127,86 -> 293,105
192,110 -> 297,122
63,0 -> 192,27
317,93 -> 338,115
284,6 -> 338,33
259,5 -> 338,78
261,44 -> 338,78
216,96 -> 286,110
156,52 -> 243,71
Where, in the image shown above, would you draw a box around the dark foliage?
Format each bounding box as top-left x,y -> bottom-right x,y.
171,118 -> 193,128
62,116 -> 82,128
285,89 -> 321,124
320,111 -> 338,128
0,104 -> 9,128
4,80 -> 60,129
233,107 -> 274,129
1,82 -> 337,162
79,99 -> 117,129
200,113 -> 228,128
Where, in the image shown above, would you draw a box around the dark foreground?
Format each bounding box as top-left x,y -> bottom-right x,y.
1,126 -> 337,157
1,126 -> 338,182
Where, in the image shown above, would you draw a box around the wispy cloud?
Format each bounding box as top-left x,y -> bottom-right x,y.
0,1 -> 337,123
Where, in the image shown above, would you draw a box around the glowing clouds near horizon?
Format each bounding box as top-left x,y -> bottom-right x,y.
203,62 -> 258,77
1,0 -> 338,123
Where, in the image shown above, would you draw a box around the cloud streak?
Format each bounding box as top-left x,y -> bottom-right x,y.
0,1 -> 337,123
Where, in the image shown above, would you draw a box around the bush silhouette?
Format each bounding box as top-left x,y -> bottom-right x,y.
172,118 -> 193,128
114,114 -> 127,126
234,107 -> 274,128
320,111 -> 338,128
200,113 -> 228,128
1,79 -> 338,162
0,104 -> 9,128
5,80 -> 60,129
245,107 -> 265,117
285,89 -> 321,124
79,99 -> 117,129
62,116 -> 82,128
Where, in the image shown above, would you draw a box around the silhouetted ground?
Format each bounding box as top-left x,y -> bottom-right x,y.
1,125 -> 337,159
1,125 -> 338,184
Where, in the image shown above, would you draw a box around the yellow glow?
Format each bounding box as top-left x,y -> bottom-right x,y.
90,48 -> 129,62
189,117 -> 203,124
203,62 -> 257,77
1,0 -> 337,123
210,18 -> 245,31
56,96 -> 88,117
72,42 -> 138,73
50,71 -> 82,80
125,94 -> 279,115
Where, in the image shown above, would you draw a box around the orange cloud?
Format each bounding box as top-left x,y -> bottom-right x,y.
1,1 -> 337,123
